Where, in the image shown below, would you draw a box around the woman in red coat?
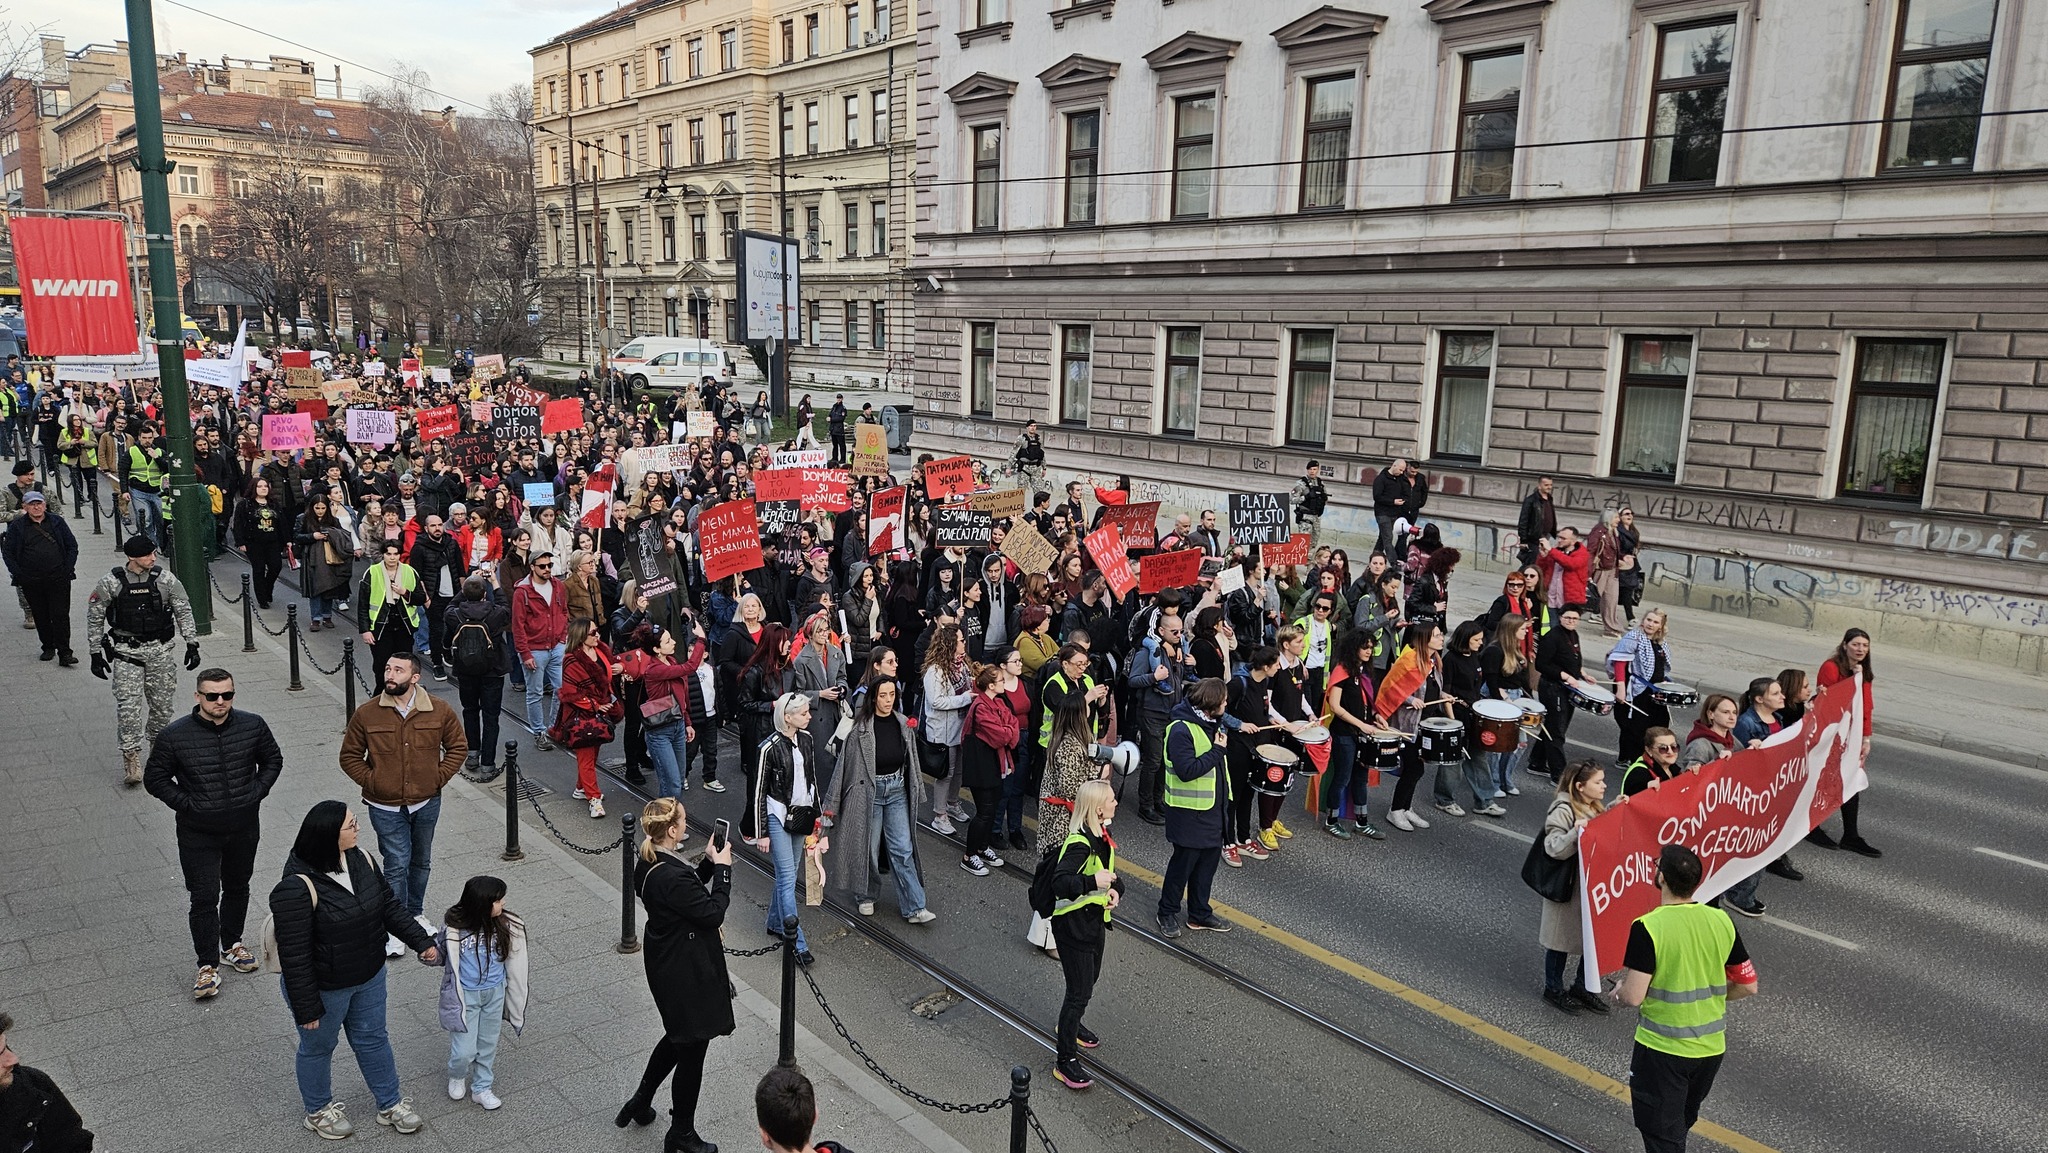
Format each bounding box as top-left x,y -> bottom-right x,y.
1812,628 -> 1880,857
959,664 -> 1022,876
557,615 -> 624,818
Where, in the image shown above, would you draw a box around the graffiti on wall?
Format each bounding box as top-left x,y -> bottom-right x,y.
1514,479 -> 1796,535
1861,517 -> 2048,566
1872,580 -> 2048,629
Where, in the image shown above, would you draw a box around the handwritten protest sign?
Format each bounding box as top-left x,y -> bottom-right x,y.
699,501 -> 765,583
345,408 -> 396,445
448,432 -> 495,475
851,424 -> 889,477
416,404 -> 461,442
971,488 -> 1027,519
320,378 -> 359,405
1261,532 -> 1312,568
280,350 -> 312,369
923,455 -> 975,500
1228,492 -> 1291,545
261,412 -> 315,451
1084,525 -> 1136,599
868,486 -> 906,554
431,366 -> 453,384
542,398 -> 585,434
507,382 -> 550,411
472,353 -> 505,379
1138,548 -> 1203,595
470,400 -> 493,424
755,499 -> 802,537
1100,501 -> 1160,550
522,483 -> 556,509
754,468 -> 852,512
630,519 -> 676,598
771,448 -> 828,470
638,443 -> 688,474
295,398 -> 330,422
491,401 -> 541,440
686,410 -> 717,438
1001,521 -> 1058,577
283,366 -> 324,399
361,360 -> 387,378
933,505 -> 993,548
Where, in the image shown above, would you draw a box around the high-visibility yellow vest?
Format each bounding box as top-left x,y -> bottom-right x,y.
1050,832 -> 1114,923
127,444 -> 167,489
1038,670 -> 1094,747
1162,718 -> 1223,810
1634,902 -> 1738,1059
366,563 -> 421,630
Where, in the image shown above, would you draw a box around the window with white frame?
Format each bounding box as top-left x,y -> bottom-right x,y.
844,202 -> 860,255
1059,326 -> 1092,425
845,95 -> 860,148
1431,332 -> 1493,462
1163,327 -> 1201,437
844,300 -> 860,348
1171,94 -> 1216,219
1286,330 -> 1334,446
176,164 -> 201,195
972,125 -> 1002,231
1613,336 -> 1693,480
871,200 -> 888,254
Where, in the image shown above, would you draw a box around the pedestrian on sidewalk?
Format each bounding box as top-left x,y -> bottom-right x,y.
511,547 -> 569,749
554,615 -> 623,819
1048,778 -> 1124,1091
1588,509 -> 1627,636
1813,629 -> 1881,858
0,1010 -> 95,1153
437,876 -> 528,1112
234,476 -> 290,610
621,797 -> 735,1153
446,577 -> 512,777
86,535 -> 201,786
1156,678 -> 1232,939
338,651 -> 467,956
0,459 -> 41,632
1515,476 -> 1557,569
145,668 -> 284,1001
271,801 -> 440,1141
1,491 -> 78,664
1538,760 -> 1610,1016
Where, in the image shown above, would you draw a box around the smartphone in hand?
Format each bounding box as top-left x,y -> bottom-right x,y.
710,819 -> 731,854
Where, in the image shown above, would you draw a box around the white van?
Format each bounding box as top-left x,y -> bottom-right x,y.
612,337 -> 737,389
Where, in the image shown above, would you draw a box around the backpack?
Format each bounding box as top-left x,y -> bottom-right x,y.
260,875 -> 318,973
1027,842 -> 1062,918
451,615 -> 497,677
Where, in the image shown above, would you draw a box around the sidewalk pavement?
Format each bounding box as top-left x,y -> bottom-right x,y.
1443,569 -> 2046,772
0,573 -> 972,1153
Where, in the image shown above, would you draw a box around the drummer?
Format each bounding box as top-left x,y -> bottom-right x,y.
1222,647 -> 1290,866
1534,604 -> 1592,784
1371,620 -> 1447,833
1434,621 -> 1498,818
1609,609 -> 1675,772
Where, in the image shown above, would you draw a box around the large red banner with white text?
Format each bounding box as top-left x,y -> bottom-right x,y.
1576,675 -> 1866,989
10,215 -> 139,355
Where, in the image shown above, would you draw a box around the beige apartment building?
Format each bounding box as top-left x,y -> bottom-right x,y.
532,0 -> 914,390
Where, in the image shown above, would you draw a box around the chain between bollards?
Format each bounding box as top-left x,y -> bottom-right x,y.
240,573 -> 255,653
286,604 -> 303,691
779,913 -> 800,1069
617,811 -> 641,954
501,742 -> 524,861
342,639 -> 357,718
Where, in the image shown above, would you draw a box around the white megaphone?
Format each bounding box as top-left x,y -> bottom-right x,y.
1089,740 -> 1139,776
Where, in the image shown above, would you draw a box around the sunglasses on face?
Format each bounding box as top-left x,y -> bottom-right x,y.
201,690 -> 236,702
1653,742 -> 1678,752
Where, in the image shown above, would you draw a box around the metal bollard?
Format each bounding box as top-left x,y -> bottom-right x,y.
501,743 -> 524,861
286,605 -> 303,692
90,489 -> 101,535
617,812 -> 641,954
1008,1066 -> 1031,1153
342,639 -> 357,718
778,914 -> 800,1068
240,573 -> 256,653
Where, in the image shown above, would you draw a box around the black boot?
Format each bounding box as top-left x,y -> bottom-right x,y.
615,1092 -> 657,1128
664,1129 -> 718,1153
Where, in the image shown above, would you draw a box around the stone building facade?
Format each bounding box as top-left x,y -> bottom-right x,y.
910,0 -> 2048,668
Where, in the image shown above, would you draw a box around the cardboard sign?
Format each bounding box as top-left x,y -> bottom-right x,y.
491,402 -> 541,441
280,350 -> 312,369
638,443 -> 688,474
472,353 -> 506,379
923,454 -> 976,500
260,412 -> 316,451
542,397 -> 585,434
971,488 -> 1027,519
686,409 -> 717,438
1100,501 -> 1160,550
1213,564 -> 1246,597
362,361 -> 387,378
630,518 -> 676,598
1138,548 -> 1203,595
416,403 -> 462,442
448,432 -> 495,475
754,468 -> 851,512
755,499 -> 802,537
1262,532 -> 1312,569
522,482 -> 557,509
851,423 -> 889,477
507,382 -> 550,411
1228,492 -> 1292,545
700,500 -> 765,583
1001,521 -> 1058,577
771,448 -> 828,470
283,366 -> 324,398
1084,524 -> 1136,599
868,486 -> 906,554
320,378 -> 359,405
295,398 -> 330,422
345,408 -> 396,445
430,366 -> 453,384
933,505 -> 994,548
470,400 -> 493,424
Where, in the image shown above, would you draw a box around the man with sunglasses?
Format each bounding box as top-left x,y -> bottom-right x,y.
145,668 -> 285,1001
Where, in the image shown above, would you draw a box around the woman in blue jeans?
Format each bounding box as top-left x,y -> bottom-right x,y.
824,673 -> 936,922
269,801 -> 440,1139
627,622 -> 706,801
752,692 -> 820,964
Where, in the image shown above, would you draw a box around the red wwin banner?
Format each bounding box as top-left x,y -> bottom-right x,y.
1575,674 -> 1867,990
10,216 -> 138,355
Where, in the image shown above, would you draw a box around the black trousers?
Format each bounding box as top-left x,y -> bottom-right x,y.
1158,843 -> 1221,923
1227,744 -> 1257,843
622,679 -> 649,770
456,674 -> 505,767
634,1035 -> 713,1137
829,429 -> 848,465
1618,693 -> 1670,768
176,820 -> 261,969
1537,681 -> 1575,781
1136,715 -> 1167,812
964,783 -> 1000,857
1391,744 -> 1424,812
248,542 -> 284,607
19,578 -> 71,656
1049,917 -> 1105,1064
1629,1042 -> 1724,1153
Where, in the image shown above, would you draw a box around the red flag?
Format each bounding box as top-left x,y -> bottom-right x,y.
10,216 -> 138,355
580,467 -> 614,531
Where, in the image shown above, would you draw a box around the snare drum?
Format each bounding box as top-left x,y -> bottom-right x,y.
1515,698 -> 1548,736
1294,723 -> 1331,746
1569,681 -> 1618,716
1472,699 -> 1523,754
1648,681 -> 1699,707
1370,732 -> 1408,770
1417,717 -> 1465,763
1255,743 -> 1299,797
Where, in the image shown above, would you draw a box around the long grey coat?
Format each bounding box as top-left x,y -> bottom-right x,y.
824,711 -> 926,904
1538,797 -> 1585,953
792,641 -> 848,787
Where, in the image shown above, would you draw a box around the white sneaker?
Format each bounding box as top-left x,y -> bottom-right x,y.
929,815 -> 957,836
414,914 -> 436,936
588,796 -> 606,819
979,850 -> 1006,869
448,1078 -> 466,1100
571,787 -> 588,799
1404,809 -> 1431,829
1505,784 -> 1521,796
857,900 -> 875,916
472,1088 -> 501,1111
385,934 -> 405,958
905,909 -> 937,924
1386,809 -> 1415,832
1476,803 -> 1509,818
1434,801 -> 1467,816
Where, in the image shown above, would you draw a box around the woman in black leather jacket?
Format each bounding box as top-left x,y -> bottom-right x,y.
752,692 -> 820,964
736,623 -> 793,839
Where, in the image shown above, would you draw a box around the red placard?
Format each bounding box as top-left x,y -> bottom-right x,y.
507,382 -> 550,411
11,216 -> 139,356
922,454 -> 975,500
755,467 -> 852,512
295,398 -> 330,422
1100,501 -> 1160,550
1137,548 -> 1202,595
699,500 -> 765,583
281,350 -> 313,369
1084,524 -> 1136,599
542,397 -> 585,434
1261,532 -> 1313,569
868,486 -> 906,554
416,403 -> 461,442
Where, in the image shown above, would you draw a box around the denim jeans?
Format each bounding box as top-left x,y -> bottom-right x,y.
644,719 -> 688,801
1323,732 -> 1360,820
285,968 -> 402,1115
131,490 -> 166,551
447,983 -> 507,1093
524,644 -> 565,735
365,796 -> 441,919
764,813 -> 809,950
1431,754 -> 1497,810
1723,872 -> 1762,910
1543,948 -> 1587,995
995,741 -> 1033,837
309,593 -> 338,624
871,773 -> 926,916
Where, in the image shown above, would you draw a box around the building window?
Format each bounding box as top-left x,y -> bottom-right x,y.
176,164 -> 200,195
805,102 -> 820,153
1645,19 -> 1735,187
808,299 -> 821,345
1286,330 -> 1334,447
806,14 -> 821,56
844,202 -> 860,255
1059,326 -> 1092,426
1171,94 -> 1216,220
305,176 -> 325,200
872,88 -> 890,143
691,214 -> 708,260
231,176 -> 250,198
719,29 -> 738,71
721,211 -> 739,258
656,44 -> 673,86
546,79 -> 557,112
1163,327 -> 1201,437
688,119 -> 705,164
877,0 -> 892,39
660,216 -> 676,262
871,200 -> 888,255
976,0 -> 1008,26
1454,49 -> 1523,200
688,38 -> 704,78
873,300 -> 887,349
1841,339 -> 1944,499
1431,332 -> 1494,462
781,20 -> 796,63
1064,110 -> 1099,226
665,297 -> 680,337
846,4 -> 861,48
1300,76 -> 1354,211
781,104 -> 795,156
550,219 -> 563,265
721,113 -> 740,160
805,207 -> 822,257
595,70 -> 605,104
619,133 -> 633,176
970,322 -> 996,415
844,95 -> 860,148
844,300 -> 860,348
1881,0 -> 1995,172
179,224 -> 193,254
1613,336 -> 1693,480
972,125 -> 1002,232
547,146 -> 560,184
582,222 -> 594,263
658,123 -> 674,168
579,73 -> 589,106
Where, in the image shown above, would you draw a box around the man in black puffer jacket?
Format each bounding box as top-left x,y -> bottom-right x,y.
144,667 -> 284,1002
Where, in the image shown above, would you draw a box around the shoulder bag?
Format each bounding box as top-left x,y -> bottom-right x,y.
1521,825 -> 1578,904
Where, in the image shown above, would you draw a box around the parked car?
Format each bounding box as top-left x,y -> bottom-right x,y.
611,337 -> 738,390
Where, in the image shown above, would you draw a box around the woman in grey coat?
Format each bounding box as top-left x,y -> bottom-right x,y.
791,612 -> 849,798
823,674 -> 933,922
1538,760 -> 1609,1016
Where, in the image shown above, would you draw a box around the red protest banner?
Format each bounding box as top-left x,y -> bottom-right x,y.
295,398 -> 330,422
10,216 -> 138,355
1100,501 -> 1160,550
507,382 -> 550,411
281,350 -> 313,369
923,455 -> 975,500
416,403 -> 461,442
1261,532 -> 1313,569
542,397 -> 585,434
868,486 -> 906,554
699,500 -> 765,583
755,468 -> 851,512
1138,548 -> 1203,595
1084,524 -> 1136,599
1576,674 -> 1867,990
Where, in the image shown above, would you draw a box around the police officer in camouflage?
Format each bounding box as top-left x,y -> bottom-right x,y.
1290,460 -> 1330,551
87,534 -> 201,785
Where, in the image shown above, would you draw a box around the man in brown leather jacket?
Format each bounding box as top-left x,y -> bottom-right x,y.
339,651 -> 466,954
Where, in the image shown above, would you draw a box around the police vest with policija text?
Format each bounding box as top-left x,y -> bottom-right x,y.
109,566 -> 175,644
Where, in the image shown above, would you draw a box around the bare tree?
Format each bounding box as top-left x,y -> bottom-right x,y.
0,6 -> 53,82
204,107 -> 363,336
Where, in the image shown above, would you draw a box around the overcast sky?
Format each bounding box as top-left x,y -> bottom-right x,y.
37,0 -> 593,111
